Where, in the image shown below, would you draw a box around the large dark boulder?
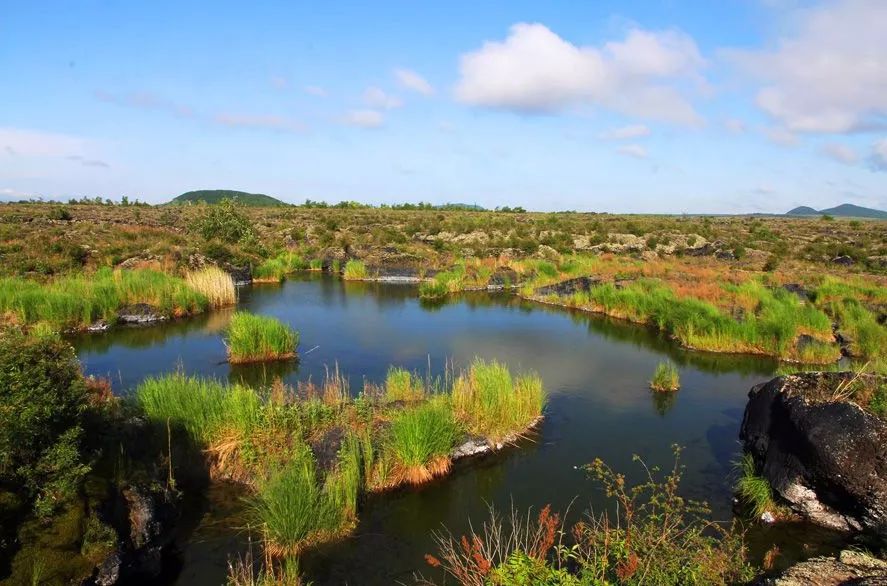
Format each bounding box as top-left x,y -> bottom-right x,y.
740,373 -> 887,536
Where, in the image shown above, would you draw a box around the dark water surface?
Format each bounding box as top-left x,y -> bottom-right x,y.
72,274 -> 799,584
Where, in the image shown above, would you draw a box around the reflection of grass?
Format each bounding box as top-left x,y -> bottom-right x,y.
226,312 -> 299,364
650,361 -> 680,392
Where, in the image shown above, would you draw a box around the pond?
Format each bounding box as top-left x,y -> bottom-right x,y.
72,274 -> 832,584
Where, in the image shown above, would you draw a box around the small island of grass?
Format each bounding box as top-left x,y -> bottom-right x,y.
650,361 -> 681,392
225,312 -> 299,364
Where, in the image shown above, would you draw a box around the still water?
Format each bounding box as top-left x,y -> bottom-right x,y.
73,274 -> 795,584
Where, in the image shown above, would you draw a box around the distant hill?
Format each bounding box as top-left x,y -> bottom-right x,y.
786,203 -> 886,219
169,190 -> 287,206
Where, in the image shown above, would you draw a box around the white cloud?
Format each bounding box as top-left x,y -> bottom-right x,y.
214,113 -> 306,133
728,0 -> 887,133
344,110 -> 384,128
394,68 -> 434,95
764,126 -> 798,146
820,142 -> 858,164
95,90 -> 193,117
598,124 -> 650,140
616,144 -> 648,158
305,85 -> 327,97
0,127 -> 87,157
363,87 -> 402,109
724,118 -> 746,134
454,23 -> 705,124
869,138 -> 887,171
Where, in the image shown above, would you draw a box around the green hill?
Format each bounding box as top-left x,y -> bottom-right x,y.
169,190 -> 287,206
786,203 -> 886,219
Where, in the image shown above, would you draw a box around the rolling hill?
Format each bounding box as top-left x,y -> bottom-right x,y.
169,190 -> 287,206
786,203 -> 886,219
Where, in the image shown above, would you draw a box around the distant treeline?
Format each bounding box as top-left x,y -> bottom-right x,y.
5,196 -> 149,206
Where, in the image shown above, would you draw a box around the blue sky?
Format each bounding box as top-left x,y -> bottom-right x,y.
1,0 -> 885,213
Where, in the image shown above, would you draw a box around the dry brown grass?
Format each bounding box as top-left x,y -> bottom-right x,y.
186,266 -> 236,307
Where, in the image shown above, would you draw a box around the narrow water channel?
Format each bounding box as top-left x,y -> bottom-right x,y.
71,274 -> 830,585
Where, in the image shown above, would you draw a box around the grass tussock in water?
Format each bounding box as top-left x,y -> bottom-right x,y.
0,267 -> 209,330
452,359 -> 545,444
387,398 -> 460,485
342,259 -> 368,280
650,361 -> 680,392
185,266 -> 236,307
226,312 -> 299,364
254,252 -> 308,283
735,453 -> 776,519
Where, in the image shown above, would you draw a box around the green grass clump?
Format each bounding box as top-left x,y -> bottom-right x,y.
735,453 -> 775,518
418,278 -> 449,299
251,447 -> 349,556
135,373 -> 263,444
452,359 -> 545,443
0,268 -> 209,330
254,252 -> 308,283
650,361 -> 680,392
384,367 -> 425,402
387,398 -> 460,485
342,259 -> 368,280
226,312 -> 299,364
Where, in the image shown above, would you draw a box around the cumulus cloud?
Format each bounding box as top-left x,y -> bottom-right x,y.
820,142 -> 858,164
728,0 -> 887,133
869,138 -> 887,171
394,68 -> 434,95
214,113 -> 306,133
598,124 -> 650,140
305,85 -> 327,97
616,144 -> 648,158
454,23 -> 706,124
363,87 -> 403,109
95,90 -> 193,117
344,109 -> 384,128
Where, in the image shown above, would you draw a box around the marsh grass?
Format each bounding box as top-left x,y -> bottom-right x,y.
0,268 -> 209,330
650,361 -> 680,392
342,259 -> 368,280
254,252 -> 308,283
226,312 -> 299,364
451,359 -> 545,444
387,398 -> 460,485
251,447 -> 349,557
384,367 -> 425,402
735,453 -> 776,519
186,266 -> 236,307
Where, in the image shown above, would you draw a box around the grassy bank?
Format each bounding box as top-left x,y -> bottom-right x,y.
134,358 -> 545,559
0,267 -> 233,331
254,252 -> 308,283
225,312 -> 299,364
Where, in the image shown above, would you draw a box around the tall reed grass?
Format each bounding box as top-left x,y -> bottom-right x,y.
384,367 -> 425,402
186,266 -> 236,307
451,359 -> 545,443
0,268 -> 208,330
226,312 -> 299,364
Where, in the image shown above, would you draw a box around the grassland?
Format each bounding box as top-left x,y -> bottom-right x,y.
134,358 -> 545,560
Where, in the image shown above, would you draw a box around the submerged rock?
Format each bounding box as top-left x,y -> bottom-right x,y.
117,303 -> 166,324
535,276 -> 600,297
740,373 -> 887,536
753,550 -> 887,585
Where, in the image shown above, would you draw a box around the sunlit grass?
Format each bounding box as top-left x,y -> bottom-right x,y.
650,361 -> 680,392
387,398 -> 460,485
342,259 -> 368,280
226,312 -> 298,364
186,266 -> 236,307
254,252 -> 308,283
735,453 -> 775,518
451,358 -> 545,443
383,367 -> 425,402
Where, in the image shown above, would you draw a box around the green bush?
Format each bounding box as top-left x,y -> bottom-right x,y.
192,198 -> 257,244
0,331 -> 90,517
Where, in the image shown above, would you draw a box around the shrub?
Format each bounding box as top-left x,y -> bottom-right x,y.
451,359 -> 545,443
192,198 -> 257,244
47,207 -> 72,221
387,399 -> 460,485
650,361 -> 680,392
342,259 -> 368,280
226,312 -> 299,364
186,266 -> 236,307
0,331 -> 90,517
